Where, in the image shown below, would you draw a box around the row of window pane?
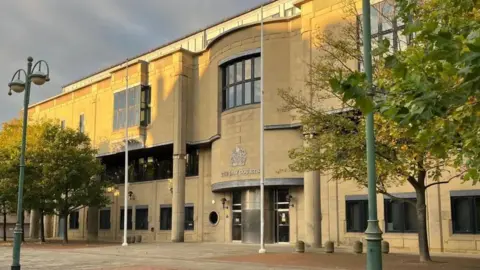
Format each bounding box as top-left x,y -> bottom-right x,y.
97,206 -> 195,231
223,55 -> 261,110
346,195 -> 480,235
346,198 -> 417,233
113,85 -> 151,130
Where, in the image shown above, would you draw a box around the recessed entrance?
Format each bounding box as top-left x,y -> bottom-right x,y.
274,189 -> 290,243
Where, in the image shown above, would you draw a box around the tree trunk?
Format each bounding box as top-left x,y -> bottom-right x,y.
3,212 -> 6,242
416,188 -> 432,262
62,213 -> 68,244
40,210 -> 45,243
21,211 -> 25,242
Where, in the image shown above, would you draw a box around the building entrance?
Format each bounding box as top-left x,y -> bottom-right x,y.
274,189 -> 290,243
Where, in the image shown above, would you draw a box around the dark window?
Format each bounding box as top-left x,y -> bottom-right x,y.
186,146 -> 199,177
120,208 -> 133,230
451,196 -> 480,234
79,114 -> 85,133
160,207 -> 172,230
159,206 -> 194,231
113,86 -> 142,130
69,211 -> 80,229
185,206 -> 194,231
232,191 -> 242,211
135,207 -> 149,230
222,54 -> 261,110
60,120 -> 66,130
99,209 -> 111,230
384,198 -> 417,233
140,85 -> 151,127
346,200 -> 368,232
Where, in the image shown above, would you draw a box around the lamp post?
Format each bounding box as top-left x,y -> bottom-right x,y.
361,1 -> 383,269
8,56 -> 50,270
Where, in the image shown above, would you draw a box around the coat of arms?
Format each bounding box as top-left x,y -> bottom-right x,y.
231,146 -> 247,167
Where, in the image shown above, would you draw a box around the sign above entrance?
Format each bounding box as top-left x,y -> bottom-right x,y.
221,145 -> 259,177
231,146 -> 247,167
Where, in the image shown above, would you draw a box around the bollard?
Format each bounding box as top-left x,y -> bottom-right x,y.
135,235 -> 142,243
353,241 -> 363,254
126,236 -> 132,244
324,241 -> 334,253
295,241 -> 305,253
382,241 -> 390,254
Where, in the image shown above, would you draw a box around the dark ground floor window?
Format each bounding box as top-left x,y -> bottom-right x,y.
159,205 -> 194,231
346,200 -> 368,232
451,196 -> 480,234
384,198 -> 417,233
135,207 -> 149,230
69,211 -> 80,229
99,209 -> 111,230
120,208 -> 133,230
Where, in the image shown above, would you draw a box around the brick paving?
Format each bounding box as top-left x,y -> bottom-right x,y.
1,241 -> 480,270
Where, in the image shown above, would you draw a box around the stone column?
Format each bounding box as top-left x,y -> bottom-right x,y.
29,209 -> 40,239
303,131 -> 322,248
87,207 -> 99,242
171,55 -> 187,242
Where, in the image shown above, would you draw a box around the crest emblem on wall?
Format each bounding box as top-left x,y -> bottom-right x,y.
231,146 -> 247,167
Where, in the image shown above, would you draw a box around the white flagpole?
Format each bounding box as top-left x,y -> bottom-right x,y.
259,5 -> 266,254
122,59 -> 129,247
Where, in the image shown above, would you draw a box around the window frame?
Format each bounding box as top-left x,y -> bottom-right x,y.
185,205 -> 194,231
384,198 -> 418,233
135,206 -> 149,231
99,208 -> 111,230
160,206 -> 172,231
119,207 -> 133,230
69,211 -> 80,230
451,196 -> 480,234
345,199 -> 368,233
222,54 -> 261,111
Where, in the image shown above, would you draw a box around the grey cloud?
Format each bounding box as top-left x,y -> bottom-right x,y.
0,0 -> 265,124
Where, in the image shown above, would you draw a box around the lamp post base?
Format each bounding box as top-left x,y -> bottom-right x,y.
258,248 -> 266,254
365,220 -> 383,270
11,265 -> 21,270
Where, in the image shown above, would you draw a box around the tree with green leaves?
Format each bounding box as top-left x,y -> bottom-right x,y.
39,124 -> 109,244
279,0 -> 477,262
0,179 -> 16,241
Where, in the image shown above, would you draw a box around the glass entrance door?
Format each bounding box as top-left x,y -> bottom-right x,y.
274,189 -> 290,243
232,191 -> 242,241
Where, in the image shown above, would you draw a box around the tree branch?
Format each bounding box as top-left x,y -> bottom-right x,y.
378,189 -> 417,207
425,170 -> 468,189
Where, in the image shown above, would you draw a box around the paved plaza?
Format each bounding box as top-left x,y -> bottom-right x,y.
1,242 -> 480,270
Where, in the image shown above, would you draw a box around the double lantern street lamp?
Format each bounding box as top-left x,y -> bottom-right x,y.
9,57 -> 50,270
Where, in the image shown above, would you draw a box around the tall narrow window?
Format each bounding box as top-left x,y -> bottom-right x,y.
135,206 -> 149,230
346,199 -> 368,232
99,209 -> 111,230
79,114 -> 85,133
160,206 -> 172,230
186,146 -> 199,177
69,211 -> 80,229
222,54 -> 261,110
140,85 -> 151,127
60,120 -> 66,130
185,205 -> 194,230
120,208 -> 133,230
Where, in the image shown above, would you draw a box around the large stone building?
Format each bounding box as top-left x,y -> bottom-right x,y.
23,0 -> 480,254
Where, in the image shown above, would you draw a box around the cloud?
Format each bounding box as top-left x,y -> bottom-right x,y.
0,0 -> 265,124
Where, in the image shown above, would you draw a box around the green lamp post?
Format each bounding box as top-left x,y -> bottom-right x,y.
8,56 -> 50,270
361,1 -> 383,270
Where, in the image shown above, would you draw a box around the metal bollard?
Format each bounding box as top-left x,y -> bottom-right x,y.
382,241 -> 390,254
353,241 -> 363,254
295,241 -> 305,253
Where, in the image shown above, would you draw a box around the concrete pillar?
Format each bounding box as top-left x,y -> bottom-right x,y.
29,209 -> 40,239
171,55 -> 187,242
303,130 -> 322,248
304,170 -> 321,247
87,207 -> 99,242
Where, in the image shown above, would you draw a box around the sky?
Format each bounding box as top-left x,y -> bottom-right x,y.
0,0 -> 267,124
